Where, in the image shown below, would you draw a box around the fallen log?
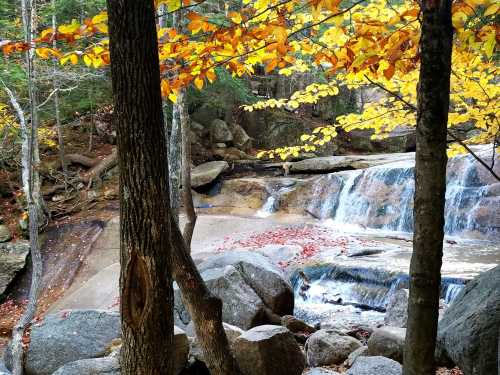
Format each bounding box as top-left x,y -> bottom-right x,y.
81,148 -> 118,184
65,153 -> 99,168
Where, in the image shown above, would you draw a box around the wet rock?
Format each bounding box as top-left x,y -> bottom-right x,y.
233,325 -> 305,375
346,346 -> 368,366
188,322 -> 244,363
303,368 -> 341,375
0,361 -> 10,375
51,356 -> 120,375
305,329 -> 362,366
211,119 -> 233,143
347,248 -> 384,257
281,315 -> 316,334
384,289 -> 409,328
346,356 -> 402,375
0,241 -> 29,296
198,251 -> 294,316
4,310 -> 120,375
191,161 -> 229,188
437,265 -> 500,375
0,225 -> 11,243
367,326 -> 406,363
174,265 -> 266,330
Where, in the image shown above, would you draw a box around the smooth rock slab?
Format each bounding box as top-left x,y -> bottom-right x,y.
191,161 -> 229,187
303,368 -> 341,375
306,329 -> 362,366
384,289 -> 409,328
367,326 -> 406,364
4,310 -> 120,375
51,356 -> 120,375
346,356 -> 402,375
437,265 -> 500,375
233,325 -> 305,375
346,346 -> 368,367
0,241 -> 29,296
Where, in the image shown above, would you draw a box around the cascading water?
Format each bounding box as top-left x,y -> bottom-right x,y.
256,182 -> 296,218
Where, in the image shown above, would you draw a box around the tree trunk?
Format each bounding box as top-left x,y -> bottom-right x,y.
106,1 -> 174,374
179,91 -> 196,251
403,1 -> 453,374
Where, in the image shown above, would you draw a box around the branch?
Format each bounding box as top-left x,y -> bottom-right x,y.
362,74 -> 499,182
37,85 -> 78,109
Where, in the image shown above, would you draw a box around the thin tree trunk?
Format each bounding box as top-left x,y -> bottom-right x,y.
51,0 -> 69,190
106,1 -> 174,374
179,90 -> 196,251
403,0 -> 453,374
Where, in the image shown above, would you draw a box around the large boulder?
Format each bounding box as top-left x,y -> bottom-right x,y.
198,251 -> 294,316
0,241 -> 29,296
211,119 -> 233,143
233,325 -> 305,375
305,329 -> 362,366
303,369 -> 340,375
4,310 -> 120,375
384,289 -> 409,328
230,123 -> 252,149
367,326 -> 406,364
191,161 -> 229,188
51,356 -> 120,375
174,265 -> 266,330
346,346 -> 368,366
437,265 -> 500,375
346,356 -> 402,375
0,225 -> 12,243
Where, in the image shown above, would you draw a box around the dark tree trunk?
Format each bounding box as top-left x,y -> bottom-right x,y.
403,1 -> 453,374
106,1 -> 174,374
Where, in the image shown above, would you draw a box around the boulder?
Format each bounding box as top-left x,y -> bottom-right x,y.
233,325 -> 305,375
230,123 -> 252,149
210,119 -> 233,143
0,241 -> 29,296
173,326 -> 190,374
303,369 -> 341,375
213,147 -> 253,161
51,356 -> 120,375
384,289 -> 409,328
367,326 -> 406,363
174,265 -> 266,330
191,161 -> 229,188
0,225 -> 12,243
305,329 -> 362,366
4,310 -> 120,375
0,361 -> 10,375
346,346 -> 368,367
346,356 -> 402,375
437,265 -> 500,375
198,251 -> 294,316
281,315 -> 316,334
188,322 -> 244,363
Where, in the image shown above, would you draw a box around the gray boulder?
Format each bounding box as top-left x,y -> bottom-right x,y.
51,357 -> 120,375
198,251 -> 294,316
305,329 -> 362,366
303,369 -> 340,375
346,346 -> 368,366
191,161 -> 229,188
230,123 -> 252,149
4,310 -> 120,375
233,325 -> 305,375
211,119 -> 233,143
367,326 -> 406,363
384,289 -> 409,328
437,265 -> 500,375
0,225 -> 12,243
174,265 -> 266,329
346,356 -> 402,375
0,241 -> 29,296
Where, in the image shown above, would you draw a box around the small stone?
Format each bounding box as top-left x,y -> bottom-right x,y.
306,329 -> 362,366
367,326 -> 406,363
346,356 -> 402,375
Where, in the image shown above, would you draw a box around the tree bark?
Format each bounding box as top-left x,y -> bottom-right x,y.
106,1 -> 174,374
403,1 -> 453,374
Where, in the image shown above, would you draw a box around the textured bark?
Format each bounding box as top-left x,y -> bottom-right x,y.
403,1 -> 453,375
179,90 -> 197,251
106,1 -> 174,374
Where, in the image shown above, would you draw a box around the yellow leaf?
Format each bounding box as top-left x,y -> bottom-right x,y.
484,3 -> 499,16
83,54 -> 92,67
194,77 -> 204,90
92,12 -> 108,25
168,92 -> 177,103
69,54 -> 78,65
166,0 -> 181,12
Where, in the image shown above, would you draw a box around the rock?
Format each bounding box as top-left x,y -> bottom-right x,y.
215,143 -> 227,148
230,123 -> 252,149
0,225 -> 12,243
346,356 -> 402,375
191,104 -> 220,127
174,265 -> 266,330
437,265 -> 500,375
213,147 -> 254,161
4,310 -> 120,375
346,346 -> 368,367
281,315 -> 316,334
51,356 -> 120,375
198,251 -> 294,316
191,161 -> 229,188
367,326 -> 406,363
305,329 -> 362,366
172,326 -> 190,374
347,248 -> 384,257
303,368 -> 341,375
211,119 -> 233,143
188,322 -> 244,363
0,241 -> 29,296
384,289 -> 409,328
0,361 -> 10,375
233,325 -> 305,375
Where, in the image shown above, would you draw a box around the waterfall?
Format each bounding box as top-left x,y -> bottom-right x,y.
256,182 -> 296,217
